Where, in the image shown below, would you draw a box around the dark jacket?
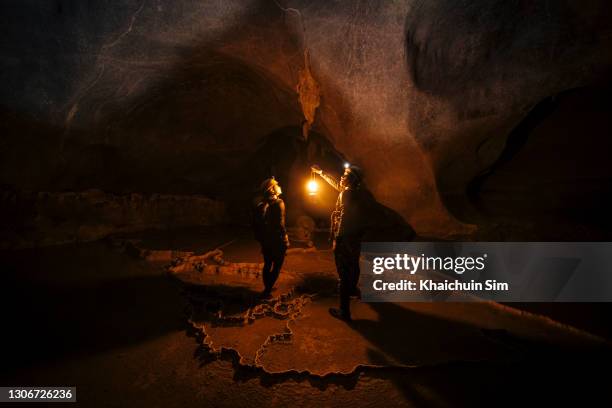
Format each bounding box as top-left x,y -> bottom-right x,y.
254,197 -> 288,249
336,188 -> 366,239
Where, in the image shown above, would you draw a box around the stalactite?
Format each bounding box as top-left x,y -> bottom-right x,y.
296,49 -> 320,141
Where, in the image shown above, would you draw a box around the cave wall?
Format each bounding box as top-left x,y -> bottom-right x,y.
0,189 -> 227,249
1,0 -> 611,241
465,86 -> 612,240
403,1 -> 612,226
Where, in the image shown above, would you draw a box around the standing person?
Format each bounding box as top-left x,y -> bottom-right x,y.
253,177 -> 290,298
311,164 -> 367,321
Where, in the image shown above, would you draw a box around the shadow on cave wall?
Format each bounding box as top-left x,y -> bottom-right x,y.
461,85 -> 612,239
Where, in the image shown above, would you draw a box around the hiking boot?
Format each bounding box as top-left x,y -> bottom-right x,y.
328,307 -> 352,322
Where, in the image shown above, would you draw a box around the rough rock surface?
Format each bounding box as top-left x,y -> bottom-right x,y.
166,239 -> 607,378
4,227 -> 612,407
2,1 -> 611,238
0,189 -> 227,249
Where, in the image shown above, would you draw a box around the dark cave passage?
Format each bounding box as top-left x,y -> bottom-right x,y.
445,85 -> 612,239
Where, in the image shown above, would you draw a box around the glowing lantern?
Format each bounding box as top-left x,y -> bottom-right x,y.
307,179 -> 319,196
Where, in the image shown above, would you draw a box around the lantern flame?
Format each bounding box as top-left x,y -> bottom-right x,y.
307,180 -> 319,195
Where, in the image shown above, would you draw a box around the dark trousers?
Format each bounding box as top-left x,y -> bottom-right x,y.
333,236 -> 361,315
262,246 -> 286,293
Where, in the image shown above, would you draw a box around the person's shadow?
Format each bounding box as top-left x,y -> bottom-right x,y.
351,302 -> 507,367
350,301 -> 612,406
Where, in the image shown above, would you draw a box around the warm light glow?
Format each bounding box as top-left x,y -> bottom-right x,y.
344,162 -> 350,169
307,180 -> 319,195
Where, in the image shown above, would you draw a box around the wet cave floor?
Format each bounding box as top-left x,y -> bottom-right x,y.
2,226 -> 611,407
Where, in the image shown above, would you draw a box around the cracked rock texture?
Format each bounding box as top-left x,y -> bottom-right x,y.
167,241 -> 607,378
3,1 -> 611,239
4,227 -> 612,407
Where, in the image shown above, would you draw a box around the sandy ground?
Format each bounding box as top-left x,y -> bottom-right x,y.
2,226 -> 611,407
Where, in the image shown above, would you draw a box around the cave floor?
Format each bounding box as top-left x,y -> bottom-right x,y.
2,226 -> 611,407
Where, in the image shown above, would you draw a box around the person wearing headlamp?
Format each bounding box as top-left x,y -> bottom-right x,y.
311,162 -> 367,322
